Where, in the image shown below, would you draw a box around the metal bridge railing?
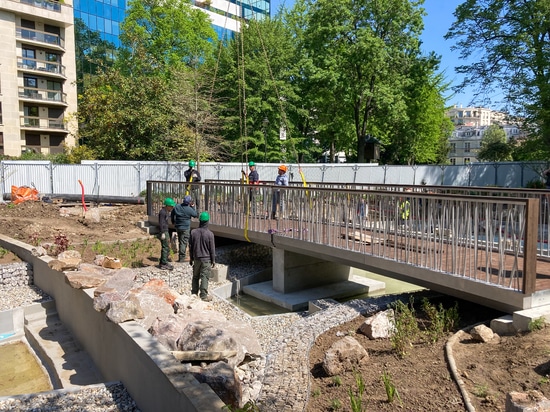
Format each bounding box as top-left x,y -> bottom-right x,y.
147,180 -> 540,294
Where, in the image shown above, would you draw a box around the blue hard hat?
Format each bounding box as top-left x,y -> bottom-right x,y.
183,195 -> 192,205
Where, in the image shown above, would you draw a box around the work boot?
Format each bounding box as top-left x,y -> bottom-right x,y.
271,212 -> 277,220
201,295 -> 213,302
159,263 -> 173,270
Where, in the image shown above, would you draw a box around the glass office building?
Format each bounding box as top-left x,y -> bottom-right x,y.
73,0 -> 270,47
74,0 -> 126,47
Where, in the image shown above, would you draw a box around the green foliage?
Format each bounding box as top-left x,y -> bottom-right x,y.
77,0 -> 221,162
215,18 -> 303,163
87,238 -> 157,268
312,387 -> 321,397
529,317 -> 546,332
477,125 -> 513,162
66,145 -> 97,163
348,370 -> 365,412
390,298 -> 420,357
0,247 -> 7,258
298,0 -> 437,163
119,0 -> 217,74
381,370 -> 402,405
445,0 -> 550,148
420,298 -> 460,343
526,179 -> 545,189
330,398 -> 342,411
331,376 -> 342,387
473,383 -> 489,398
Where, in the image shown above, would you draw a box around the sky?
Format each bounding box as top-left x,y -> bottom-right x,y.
270,0 -> 487,108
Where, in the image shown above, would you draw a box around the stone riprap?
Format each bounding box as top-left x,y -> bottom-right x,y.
0,245 -> 398,411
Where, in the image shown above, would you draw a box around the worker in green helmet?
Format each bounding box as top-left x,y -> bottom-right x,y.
158,198 -> 175,270
189,211 -> 216,301
241,161 -> 260,215
184,160 -> 201,210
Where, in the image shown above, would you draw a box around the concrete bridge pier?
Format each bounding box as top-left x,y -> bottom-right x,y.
243,249 -> 385,311
272,249 -> 351,293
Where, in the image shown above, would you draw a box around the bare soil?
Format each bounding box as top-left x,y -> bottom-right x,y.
2,200 -> 550,411
307,298 -> 550,412
0,200 -> 155,265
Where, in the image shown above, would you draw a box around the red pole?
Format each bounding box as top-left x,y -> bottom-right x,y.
77,180 -> 87,212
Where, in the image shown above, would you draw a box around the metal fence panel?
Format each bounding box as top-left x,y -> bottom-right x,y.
2,160 -> 550,198
52,164 -> 96,195
2,162 -> 52,194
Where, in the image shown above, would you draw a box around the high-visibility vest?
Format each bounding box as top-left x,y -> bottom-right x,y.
400,200 -> 410,220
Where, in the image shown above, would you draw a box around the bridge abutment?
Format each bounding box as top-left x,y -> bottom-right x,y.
272,249 -> 351,293
242,248 -> 384,311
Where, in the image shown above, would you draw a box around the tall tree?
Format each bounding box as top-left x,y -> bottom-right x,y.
301,0 -> 426,163
118,0 -> 217,75
383,56 -> 453,164
477,124 -> 512,162
215,18 -> 303,164
77,0 -> 221,160
446,0 -> 550,148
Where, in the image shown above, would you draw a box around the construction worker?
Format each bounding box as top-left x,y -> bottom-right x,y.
271,165 -> 288,220
399,197 -> 411,225
171,195 -> 198,262
184,160 -> 201,210
242,161 -> 260,214
189,211 -> 216,302
158,198 -> 175,270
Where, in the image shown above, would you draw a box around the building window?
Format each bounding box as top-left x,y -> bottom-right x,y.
465,142 -> 471,153
450,143 -> 456,153
25,133 -> 41,146
464,158 -> 471,164
24,76 -> 38,88
450,158 -> 456,165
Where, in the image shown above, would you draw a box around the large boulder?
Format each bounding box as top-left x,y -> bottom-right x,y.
176,318 -> 263,369
322,336 -> 368,376
358,309 -> 395,339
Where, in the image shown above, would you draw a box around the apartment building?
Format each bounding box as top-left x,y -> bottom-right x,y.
448,113 -> 523,165
0,0 -> 77,156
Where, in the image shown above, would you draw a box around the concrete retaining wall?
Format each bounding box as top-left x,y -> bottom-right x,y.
0,234 -> 225,412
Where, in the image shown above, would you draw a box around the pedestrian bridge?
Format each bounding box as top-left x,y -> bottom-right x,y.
147,180 -> 550,313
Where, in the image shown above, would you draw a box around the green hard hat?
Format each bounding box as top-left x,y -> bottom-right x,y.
164,198 -> 175,207
199,211 -> 210,222
248,161 -> 255,167
188,160 -> 196,167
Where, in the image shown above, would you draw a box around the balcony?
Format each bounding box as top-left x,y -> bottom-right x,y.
19,87 -> 67,105
16,27 -> 64,50
17,57 -> 66,78
19,0 -> 61,12
20,116 -> 67,131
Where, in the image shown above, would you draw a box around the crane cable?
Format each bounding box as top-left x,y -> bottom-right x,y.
250,17 -> 308,190
235,6 -> 251,241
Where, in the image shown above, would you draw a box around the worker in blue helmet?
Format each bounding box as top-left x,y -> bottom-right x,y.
189,211 -> 215,301
171,195 -> 197,263
184,160 -> 201,210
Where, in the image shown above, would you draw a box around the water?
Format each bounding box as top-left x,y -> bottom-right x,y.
0,341 -> 52,396
229,269 -> 424,316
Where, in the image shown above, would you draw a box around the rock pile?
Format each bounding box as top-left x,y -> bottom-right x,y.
55,252 -> 263,409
